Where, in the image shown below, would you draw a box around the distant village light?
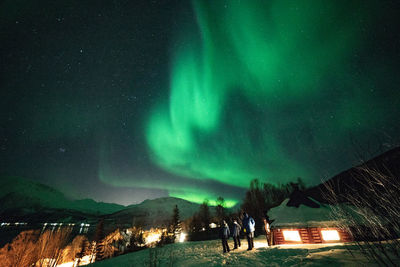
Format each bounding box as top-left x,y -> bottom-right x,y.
321,230 -> 340,241
179,232 -> 186,243
209,223 -> 217,229
145,231 -> 162,244
282,230 -> 301,242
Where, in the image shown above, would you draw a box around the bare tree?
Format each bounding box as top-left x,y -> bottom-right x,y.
60,235 -> 89,266
92,219 -> 105,262
0,228 -> 72,267
199,200 -> 211,230
36,228 -> 72,267
77,235 -> 91,266
0,230 -> 39,267
102,229 -> 124,259
324,165 -> 400,267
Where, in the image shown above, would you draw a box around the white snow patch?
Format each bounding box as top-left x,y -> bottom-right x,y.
269,199 -> 336,227
88,237 -> 396,267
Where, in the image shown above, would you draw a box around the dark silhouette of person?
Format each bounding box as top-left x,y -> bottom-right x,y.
220,220 -> 230,253
232,219 -> 241,249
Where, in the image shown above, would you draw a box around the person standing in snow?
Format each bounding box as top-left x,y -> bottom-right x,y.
263,217 -> 272,246
220,220 -> 230,253
232,219 -> 241,249
242,212 -> 255,250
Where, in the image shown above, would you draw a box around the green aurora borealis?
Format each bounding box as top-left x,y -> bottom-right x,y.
145,0 -> 399,205
1,0 -> 400,206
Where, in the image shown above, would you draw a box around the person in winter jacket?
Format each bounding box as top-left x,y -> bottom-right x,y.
263,217 -> 272,246
242,212 -> 255,250
232,219 -> 241,249
220,220 -> 230,253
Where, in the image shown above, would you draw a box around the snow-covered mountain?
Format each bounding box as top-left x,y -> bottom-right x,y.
0,176 -> 230,227
0,176 -> 125,222
105,197 -> 206,228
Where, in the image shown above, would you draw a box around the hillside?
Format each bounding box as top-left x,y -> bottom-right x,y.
0,176 -> 125,221
0,176 -> 239,229
105,197 -> 214,229
305,146 -> 400,204
0,176 -> 226,227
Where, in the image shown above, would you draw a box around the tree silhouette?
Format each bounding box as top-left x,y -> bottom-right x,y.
172,205 -> 182,239
215,196 -> 226,222
93,219 -> 105,262
199,200 -> 211,230
242,178 -> 306,235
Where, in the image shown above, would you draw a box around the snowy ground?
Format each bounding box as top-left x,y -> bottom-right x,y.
89,237 -> 395,267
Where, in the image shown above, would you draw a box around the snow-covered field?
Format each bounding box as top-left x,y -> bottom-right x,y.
89,237 -> 392,266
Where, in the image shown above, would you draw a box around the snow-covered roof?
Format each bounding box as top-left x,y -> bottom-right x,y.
268,199 -> 338,228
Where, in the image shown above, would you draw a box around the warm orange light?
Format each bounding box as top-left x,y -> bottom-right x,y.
145,232 -> 161,244
282,230 -> 301,241
143,229 -> 163,244
321,230 -> 340,241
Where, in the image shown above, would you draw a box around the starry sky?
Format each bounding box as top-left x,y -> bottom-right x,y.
1,0 -> 400,207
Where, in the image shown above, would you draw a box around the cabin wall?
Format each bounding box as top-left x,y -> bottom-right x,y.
272,227 -> 353,245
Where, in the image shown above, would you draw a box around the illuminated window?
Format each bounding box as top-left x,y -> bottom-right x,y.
282,230 -> 301,241
321,230 -> 340,241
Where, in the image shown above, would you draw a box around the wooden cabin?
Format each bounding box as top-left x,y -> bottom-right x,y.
268,198 -> 353,245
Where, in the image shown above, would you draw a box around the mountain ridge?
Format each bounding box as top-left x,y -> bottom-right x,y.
0,176 -> 227,226
0,176 -> 125,218
305,146 -> 400,204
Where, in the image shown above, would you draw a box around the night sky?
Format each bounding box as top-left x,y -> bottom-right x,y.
1,0 -> 400,207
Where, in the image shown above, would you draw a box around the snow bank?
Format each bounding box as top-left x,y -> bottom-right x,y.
88,237 -> 393,267
268,199 -> 336,227
269,199 -> 367,228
